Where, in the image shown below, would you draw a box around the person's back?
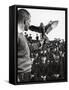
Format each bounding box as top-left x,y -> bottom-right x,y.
18,33 -> 31,72
17,9 -> 32,82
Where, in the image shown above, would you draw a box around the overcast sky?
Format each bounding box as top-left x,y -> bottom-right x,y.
18,8 -> 65,40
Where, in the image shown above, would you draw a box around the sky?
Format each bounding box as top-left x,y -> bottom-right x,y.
18,8 -> 65,40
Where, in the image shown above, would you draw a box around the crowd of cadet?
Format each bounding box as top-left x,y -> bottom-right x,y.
24,32 -> 65,81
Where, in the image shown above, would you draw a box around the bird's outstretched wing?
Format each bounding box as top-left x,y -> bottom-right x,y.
29,25 -> 42,33
45,23 -> 52,34
29,20 -> 59,34
45,20 -> 59,34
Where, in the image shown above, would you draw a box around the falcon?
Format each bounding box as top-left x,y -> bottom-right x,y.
29,20 -> 59,39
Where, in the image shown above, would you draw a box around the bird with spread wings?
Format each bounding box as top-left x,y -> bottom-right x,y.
29,20 -> 59,40
29,20 -> 59,49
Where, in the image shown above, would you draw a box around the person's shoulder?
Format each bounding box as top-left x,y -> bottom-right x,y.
18,32 -> 23,38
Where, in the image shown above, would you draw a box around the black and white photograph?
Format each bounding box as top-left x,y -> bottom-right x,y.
17,6 -> 67,84
9,5 -> 67,85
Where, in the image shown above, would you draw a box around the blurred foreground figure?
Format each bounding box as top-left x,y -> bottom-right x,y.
17,9 -> 32,82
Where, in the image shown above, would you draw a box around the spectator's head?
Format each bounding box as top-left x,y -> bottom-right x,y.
56,47 -> 59,51
60,39 -> 64,43
30,34 -> 31,36
41,56 -> 46,64
40,22 -> 44,27
62,53 -> 65,57
36,34 -> 38,36
35,53 -> 38,58
47,60 -> 50,64
53,48 -> 57,52
47,48 -> 50,52
44,50 -> 47,54
59,51 -> 62,56
24,32 -> 27,35
40,50 -> 43,54
18,9 -> 31,31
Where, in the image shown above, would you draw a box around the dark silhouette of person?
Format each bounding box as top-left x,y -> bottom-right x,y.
36,34 -> 39,41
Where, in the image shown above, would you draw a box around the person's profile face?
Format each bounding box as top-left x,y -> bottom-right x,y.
24,16 -> 31,31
